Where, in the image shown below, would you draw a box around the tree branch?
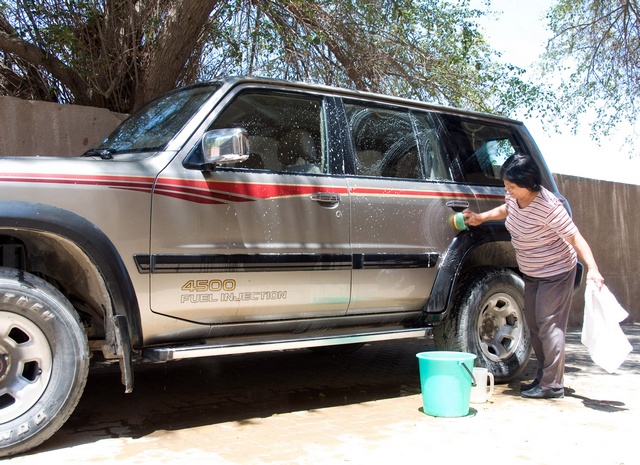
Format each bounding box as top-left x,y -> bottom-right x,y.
0,30 -> 93,103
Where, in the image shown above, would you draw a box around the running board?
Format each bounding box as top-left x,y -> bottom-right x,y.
143,328 -> 428,362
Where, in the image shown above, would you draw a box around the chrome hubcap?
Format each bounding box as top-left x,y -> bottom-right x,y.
0,349 -> 9,383
0,311 -> 53,417
478,292 -> 524,362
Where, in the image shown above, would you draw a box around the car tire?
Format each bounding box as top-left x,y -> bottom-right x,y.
433,267 -> 531,383
0,268 -> 89,458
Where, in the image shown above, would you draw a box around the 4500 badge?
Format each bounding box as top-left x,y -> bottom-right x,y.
180,279 -> 287,303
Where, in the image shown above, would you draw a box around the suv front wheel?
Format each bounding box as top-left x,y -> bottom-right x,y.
0,268 -> 89,458
433,267 -> 531,383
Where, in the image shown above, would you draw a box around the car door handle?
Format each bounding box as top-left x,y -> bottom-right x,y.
446,200 -> 470,212
310,192 -> 341,204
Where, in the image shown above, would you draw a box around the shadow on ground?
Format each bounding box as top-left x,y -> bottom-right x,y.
41,337 -> 430,452
34,324 -> 639,455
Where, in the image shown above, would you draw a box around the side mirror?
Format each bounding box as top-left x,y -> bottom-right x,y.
200,128 -> 250,169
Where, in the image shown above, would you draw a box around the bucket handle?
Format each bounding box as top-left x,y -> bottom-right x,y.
460,362 -> 477,387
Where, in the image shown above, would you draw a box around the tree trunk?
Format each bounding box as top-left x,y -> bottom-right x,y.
136,0 -> 219,110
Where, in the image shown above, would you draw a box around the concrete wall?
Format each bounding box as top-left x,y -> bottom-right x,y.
0,96 -> 126,157
554,174 -> 639,326
0,97 -> 637,326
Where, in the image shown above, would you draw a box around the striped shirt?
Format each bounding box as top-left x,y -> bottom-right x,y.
505,186 -> 578,278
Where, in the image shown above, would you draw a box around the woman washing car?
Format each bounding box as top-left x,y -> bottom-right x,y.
463,154 -> 604,399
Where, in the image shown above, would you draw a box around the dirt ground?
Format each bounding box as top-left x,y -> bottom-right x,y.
6,325 -> 639,465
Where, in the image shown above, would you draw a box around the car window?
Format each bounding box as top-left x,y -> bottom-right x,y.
344,103 -> 423,180
210,90 -> 327,174
100,84 -> 220,153
439,115 -> 524,185
412,112 -> 453,181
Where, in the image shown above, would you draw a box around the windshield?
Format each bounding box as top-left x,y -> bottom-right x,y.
96,83 -> 221,154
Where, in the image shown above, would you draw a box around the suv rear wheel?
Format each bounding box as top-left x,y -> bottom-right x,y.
0,268 -> 89,458
433,267 -> 531,383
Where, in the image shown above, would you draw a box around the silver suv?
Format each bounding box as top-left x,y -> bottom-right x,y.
0,77 -> 570,456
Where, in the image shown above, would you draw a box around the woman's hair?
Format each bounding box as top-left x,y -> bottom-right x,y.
500,154 -> 542,192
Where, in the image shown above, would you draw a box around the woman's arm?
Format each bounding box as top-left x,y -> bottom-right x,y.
566,232 -> 604,289
463,204 -> 508,226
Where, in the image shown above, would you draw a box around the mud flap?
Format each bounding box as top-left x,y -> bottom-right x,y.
113,314 -> 134,393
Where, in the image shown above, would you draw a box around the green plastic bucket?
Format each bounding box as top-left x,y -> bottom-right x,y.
416,351 -> 477,417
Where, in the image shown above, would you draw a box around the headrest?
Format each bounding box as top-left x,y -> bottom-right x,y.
278,129 -> 318,165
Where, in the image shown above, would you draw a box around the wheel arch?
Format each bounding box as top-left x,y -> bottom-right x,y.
0,201 -> 142,354
422,222 -> 519,324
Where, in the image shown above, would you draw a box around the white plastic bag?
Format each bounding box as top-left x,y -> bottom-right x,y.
581,282 -> 633,373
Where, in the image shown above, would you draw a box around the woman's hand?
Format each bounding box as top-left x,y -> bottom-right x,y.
566,232 -> 604,291
586,268 -> 605,291
462,204 -> 508,226
462,209 -> 484,227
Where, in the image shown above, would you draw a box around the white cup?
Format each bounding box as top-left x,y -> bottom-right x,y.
470,367 -> 494,403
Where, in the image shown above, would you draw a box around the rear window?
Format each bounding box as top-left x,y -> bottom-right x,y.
439,115 -> 526,185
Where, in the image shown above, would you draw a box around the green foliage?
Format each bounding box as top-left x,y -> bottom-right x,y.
204,0 -> 547,117
542,0 -> 640,149
0,0 -> 549,117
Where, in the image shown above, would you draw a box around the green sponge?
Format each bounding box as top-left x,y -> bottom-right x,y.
451,212 -> 468,231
